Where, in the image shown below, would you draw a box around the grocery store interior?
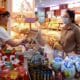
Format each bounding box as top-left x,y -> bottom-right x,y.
0,0 -> 80,80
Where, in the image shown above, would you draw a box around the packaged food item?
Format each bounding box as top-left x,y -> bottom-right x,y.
75,61 -> 80,72
65,56 -> 79,64
52,57 -> 63,71
2,68 -> 10,79
10,70 -> 18,79
17,66 -> 26,77
43,44 -> 54,64
31,52 -> 44,65
53,49 -> 64,58
61,60 -> 76,78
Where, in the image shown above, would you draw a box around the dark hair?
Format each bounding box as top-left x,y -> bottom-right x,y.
66,9 -> 75,23
0,11 -> 10,17
35,12 -> 38,15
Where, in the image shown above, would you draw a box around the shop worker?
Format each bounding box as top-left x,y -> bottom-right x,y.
0,8 -> 27,48
60,9 -> 80,55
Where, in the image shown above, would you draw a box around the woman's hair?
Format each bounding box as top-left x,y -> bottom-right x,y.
0,11 -> 10,17
66,9 -> 75,23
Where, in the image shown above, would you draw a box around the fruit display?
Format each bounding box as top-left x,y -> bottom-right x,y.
48,18 -> 59,30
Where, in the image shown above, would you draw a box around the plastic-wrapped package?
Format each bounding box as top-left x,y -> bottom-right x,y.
52,56 -> 63,71
75,61 -> 80,72
53,49 -> 64,58
43,44 -> 54,64
61,60 -> 76,78
31,52 -> 44,65
65,56 -> 79,64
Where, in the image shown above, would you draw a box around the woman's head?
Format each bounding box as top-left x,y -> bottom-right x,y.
0,8 -> 10,26
61,9 -> 75,24
35,12 -> 38,21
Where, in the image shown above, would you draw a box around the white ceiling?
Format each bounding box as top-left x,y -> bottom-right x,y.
35,0 -> 80,7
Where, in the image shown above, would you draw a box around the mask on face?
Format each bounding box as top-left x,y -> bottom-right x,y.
38,17 -> 45,24
62,17 -> 70,24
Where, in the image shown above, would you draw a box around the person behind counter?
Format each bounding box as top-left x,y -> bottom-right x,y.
0,8 -> 27,48
60,9 -> 80,55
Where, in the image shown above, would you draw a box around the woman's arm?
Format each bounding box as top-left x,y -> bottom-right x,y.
75,27 -> 80,54
6,36 -> 27,47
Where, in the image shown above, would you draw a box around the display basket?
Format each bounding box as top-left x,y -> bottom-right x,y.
26,51 -> 54,80
28,63 -> 54,80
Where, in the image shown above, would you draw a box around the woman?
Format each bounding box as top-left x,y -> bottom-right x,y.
0,8 -> 27,48
60,9 -> 80,55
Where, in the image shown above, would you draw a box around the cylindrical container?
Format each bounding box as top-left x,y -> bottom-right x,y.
52,57 -> 63,71
61,61 -> 76,79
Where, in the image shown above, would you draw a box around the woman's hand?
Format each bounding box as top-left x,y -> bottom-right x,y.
54,41 -> 63,51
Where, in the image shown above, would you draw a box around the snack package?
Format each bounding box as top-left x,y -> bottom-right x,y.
10,70 -> 18,79
52,56 -> 63,71
53,49 -> 64,58
61,60 -> 76,78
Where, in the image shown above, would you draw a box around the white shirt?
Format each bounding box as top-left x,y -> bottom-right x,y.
0,26 -> 11,48
0,26 -> 11,42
